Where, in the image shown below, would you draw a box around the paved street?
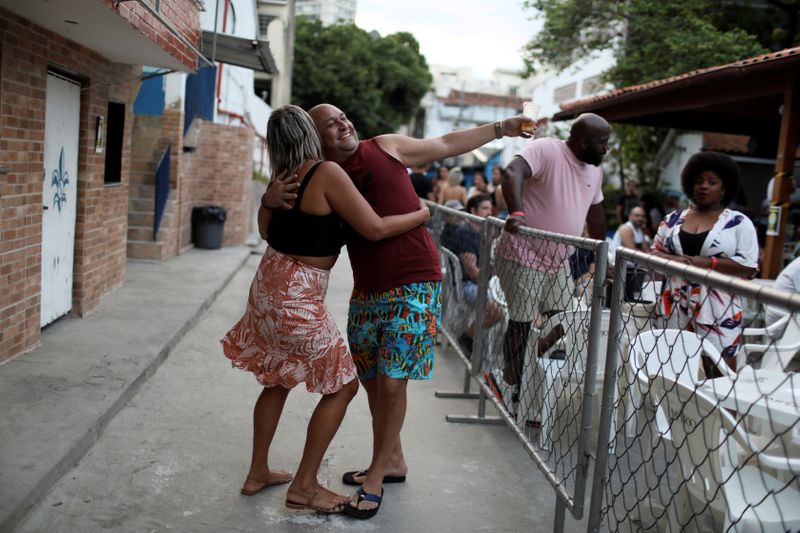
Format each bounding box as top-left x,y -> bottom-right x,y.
11,247 -> 584,532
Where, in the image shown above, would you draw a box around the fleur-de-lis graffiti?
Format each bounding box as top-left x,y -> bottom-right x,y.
51,148 -> 69,212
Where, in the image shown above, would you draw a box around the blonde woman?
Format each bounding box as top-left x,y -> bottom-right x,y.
221,105 -> 429,513
437,166 -> 469,205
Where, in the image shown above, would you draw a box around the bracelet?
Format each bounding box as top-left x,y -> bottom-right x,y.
710,257 -> 718,270
260,195 -> 273,211
510,210 -> 525,218
494,120 -> 504,139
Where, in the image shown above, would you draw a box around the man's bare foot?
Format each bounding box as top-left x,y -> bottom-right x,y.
240,469 -> 293,495
343,465 -> 407,485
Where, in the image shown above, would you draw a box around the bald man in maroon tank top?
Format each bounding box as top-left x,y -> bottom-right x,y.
268,103 -> 532,518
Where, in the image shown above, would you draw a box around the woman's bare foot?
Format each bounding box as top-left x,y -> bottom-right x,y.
286,485 -> 348,512
241,469 -> 293,495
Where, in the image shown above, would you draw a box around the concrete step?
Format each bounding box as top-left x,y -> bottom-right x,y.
128,211 -> 174,229
128,198 -> 154,212
131,184 -> 156,199
127,226 -> 155,242
126,239 -> 164,261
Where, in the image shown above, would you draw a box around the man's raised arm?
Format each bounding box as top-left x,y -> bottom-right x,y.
376,116 -> 534,168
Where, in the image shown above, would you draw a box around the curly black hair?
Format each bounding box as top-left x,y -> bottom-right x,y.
680,151 -> 740,206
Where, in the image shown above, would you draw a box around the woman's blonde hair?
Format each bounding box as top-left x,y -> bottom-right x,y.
448,166 -> 463,187
267,104 -> 324,176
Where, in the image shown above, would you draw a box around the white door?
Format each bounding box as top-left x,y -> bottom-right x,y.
40,72 -> 80,327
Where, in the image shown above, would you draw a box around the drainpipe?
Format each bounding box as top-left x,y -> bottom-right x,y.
215,0 -> 231,117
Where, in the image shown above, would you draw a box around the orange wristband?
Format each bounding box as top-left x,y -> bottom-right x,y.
710,257 -> 718,270
510,211 -> 525,218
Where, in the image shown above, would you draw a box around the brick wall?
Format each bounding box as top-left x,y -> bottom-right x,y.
180,121 -> 254,250
99,0 -> 200,71
0,9 -> 137,362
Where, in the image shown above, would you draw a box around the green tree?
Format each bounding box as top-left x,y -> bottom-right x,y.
523,0 -> 798,190
292,18 -> 432,139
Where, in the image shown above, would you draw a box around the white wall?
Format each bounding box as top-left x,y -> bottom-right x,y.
531,49 -> 615,120
202,0 -> 272,161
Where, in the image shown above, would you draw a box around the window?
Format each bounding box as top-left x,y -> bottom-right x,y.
581,75 -> 604,96
553,82 -> 577,104
258,14 -> 271,38
103,102 -> 125,184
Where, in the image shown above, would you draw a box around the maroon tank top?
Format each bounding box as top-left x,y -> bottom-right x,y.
339,139 -> 441,292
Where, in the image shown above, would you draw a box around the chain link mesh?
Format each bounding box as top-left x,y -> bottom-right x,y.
430,203 -> 608,513
593,250 -> 800,533
431,203 -> 800,531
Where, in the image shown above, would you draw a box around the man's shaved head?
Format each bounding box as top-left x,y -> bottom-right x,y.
567,113 -> 611,166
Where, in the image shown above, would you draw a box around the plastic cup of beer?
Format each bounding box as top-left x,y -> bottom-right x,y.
522,101 -> 540,134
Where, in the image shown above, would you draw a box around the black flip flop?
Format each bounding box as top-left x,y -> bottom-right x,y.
343,487 -> 383,519
342,469 -> 406,486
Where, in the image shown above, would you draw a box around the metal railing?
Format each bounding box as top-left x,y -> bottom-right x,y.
428,203 -> 609,528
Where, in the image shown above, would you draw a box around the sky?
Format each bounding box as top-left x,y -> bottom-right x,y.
355,0 -> 541,79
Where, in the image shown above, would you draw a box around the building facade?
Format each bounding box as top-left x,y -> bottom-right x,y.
0,1 -> 203,362
295,0 -> 355,25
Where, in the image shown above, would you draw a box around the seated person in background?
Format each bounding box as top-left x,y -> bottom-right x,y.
468,170 -> 494,198
609,205 -> 650,264
451,194 -> 505,352
569,224 -> 596,299
490,166 -> 508,219
409,163 -> 434,201
651,151 -> 758,370
440,199 -> 465,251
765,256 -> 800,326
437,166 -> 469,206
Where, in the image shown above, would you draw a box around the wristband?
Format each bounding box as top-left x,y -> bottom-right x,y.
510,211 -> 525,218
494,120 -> 504,139
710,257 -> 718,270
260,195 -> 273,211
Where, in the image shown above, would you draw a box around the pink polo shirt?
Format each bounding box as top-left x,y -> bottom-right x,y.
496,138 -> 604,271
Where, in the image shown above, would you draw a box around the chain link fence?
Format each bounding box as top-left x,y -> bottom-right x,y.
429,202 -> 609,526
429,202 -> 800,532
588,247 -> 800,533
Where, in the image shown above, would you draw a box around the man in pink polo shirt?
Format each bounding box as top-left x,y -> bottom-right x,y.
491,113 -> 610,407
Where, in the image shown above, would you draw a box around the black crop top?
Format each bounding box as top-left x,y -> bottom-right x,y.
679,228 -> 709,257
267,162 -> 346,256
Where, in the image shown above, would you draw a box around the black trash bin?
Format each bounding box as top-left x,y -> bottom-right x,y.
192,205 -> 227,249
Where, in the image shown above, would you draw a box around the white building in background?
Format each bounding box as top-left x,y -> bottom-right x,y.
255,0 -> 296,108
295,0 -> 355,25
530,49 -> 615,130
414,65 -> 540,173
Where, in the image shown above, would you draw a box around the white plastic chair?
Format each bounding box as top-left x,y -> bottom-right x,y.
517,305 -> 596,450
741,314 -> 800,372
439,247 -> 467,344
626,329 -> 736,442
651,375 -> 800,532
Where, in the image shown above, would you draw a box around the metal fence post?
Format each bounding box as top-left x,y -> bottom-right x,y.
570,239 -> 609,519
586,255 -> 626,533
445,218 -> 503,425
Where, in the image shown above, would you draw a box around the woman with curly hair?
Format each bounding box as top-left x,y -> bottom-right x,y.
651,151 -> 758,369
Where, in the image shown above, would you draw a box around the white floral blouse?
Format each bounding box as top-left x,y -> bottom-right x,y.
653,208 -> 759,360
